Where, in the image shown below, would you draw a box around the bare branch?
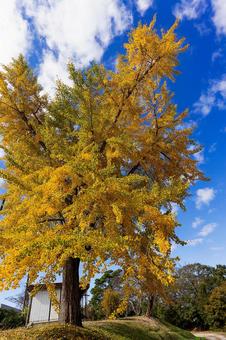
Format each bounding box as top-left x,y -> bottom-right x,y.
38,218 -> 65,224
127,162 -> 141,175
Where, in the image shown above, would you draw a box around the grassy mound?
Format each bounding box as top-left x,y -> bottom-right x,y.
0,316 -> 196,339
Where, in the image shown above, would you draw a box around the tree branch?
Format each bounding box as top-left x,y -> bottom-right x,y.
0,199 -> 5,211
113,56 -> 161,125
38,218 -> 65,224
160,151 -> 171,161
0,100 -> 49,153
99,56 -> 163,155
127,162 -> 141,175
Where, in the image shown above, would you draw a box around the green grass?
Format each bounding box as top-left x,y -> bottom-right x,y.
0,316 -> 197,339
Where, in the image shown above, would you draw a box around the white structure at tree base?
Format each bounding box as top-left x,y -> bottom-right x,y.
27,283 -> 62,324
27,282 -> 88,324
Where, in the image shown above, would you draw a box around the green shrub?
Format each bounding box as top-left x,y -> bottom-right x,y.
0,308 -> 25,329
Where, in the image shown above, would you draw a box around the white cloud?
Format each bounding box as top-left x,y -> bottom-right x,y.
188,145 -> 205,164
173,0 -> 226,37
198,222 -> 217,236
186,238 -> 203,246
173,0 -> 207,20
160,202 -> 180,216
194,22 -> 211,35
171,241 -> 178,252
135,0 -> 153,15
195,187 -> 216,209
171,203 -> 180,215
210,246 -> 224,251
194,149 -> 205,164
211,0 -> 226,35
209,142 -> 217,153
208,208 -> 215,213
194,74 -> 226,115
38,52 -> 73,96
21,0 -> 132,92
0,178 -> 5,188
0,148 -> 5,158
0,1 -> 30,64
186,222 -> 217,245
212,76 -> 226,97
194,93 -> 215,116
192,217 -> 204,228
212,49 -> 223,62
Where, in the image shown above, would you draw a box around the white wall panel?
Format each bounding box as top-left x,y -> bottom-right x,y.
29,290 -> 50,323
49,288 -> 61,321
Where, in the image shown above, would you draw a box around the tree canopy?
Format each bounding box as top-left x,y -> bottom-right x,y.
0,18 -> 203,318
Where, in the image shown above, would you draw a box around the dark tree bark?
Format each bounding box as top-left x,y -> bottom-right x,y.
23,274 -> 30,311
146,294 -> 155,318
59,257 -> 82,326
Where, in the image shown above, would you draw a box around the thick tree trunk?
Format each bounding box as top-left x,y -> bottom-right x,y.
59,257 -> 82,326
146,294 -> 155,318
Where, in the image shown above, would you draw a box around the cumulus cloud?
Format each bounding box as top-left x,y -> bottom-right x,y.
38,52 -> 73,95
198,222 -> 217,236
0,0 -> 135,93
173,0 -> 226,37
0,1 -> 30,65
195,187 -> 216,209
135,0 -> 153,15
20,0 -> 132,93
211,0 -> 226,35
194,74 -> 226,116
192,217 -> 204,228
173,0 -> 207,20
186,221 -> 217,246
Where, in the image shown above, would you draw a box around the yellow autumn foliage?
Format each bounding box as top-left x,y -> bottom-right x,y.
0,19 -> 204,302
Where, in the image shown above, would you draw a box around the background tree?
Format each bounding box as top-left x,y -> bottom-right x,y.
205,281 -> 226,329
154,263 -> 226,330
124,267 -> 167,317
6,294 -> 24,311
0,19 -> 203,326
90,268 -> 163,319
101,288 -> 121,319
89,269 -> 122,320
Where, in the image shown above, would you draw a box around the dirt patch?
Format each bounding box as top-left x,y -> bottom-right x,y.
192,331 -> 226,340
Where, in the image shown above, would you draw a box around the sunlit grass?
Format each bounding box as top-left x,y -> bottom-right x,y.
0,316 -> 196,339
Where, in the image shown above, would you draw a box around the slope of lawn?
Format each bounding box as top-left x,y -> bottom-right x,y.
0,316 -> 197,339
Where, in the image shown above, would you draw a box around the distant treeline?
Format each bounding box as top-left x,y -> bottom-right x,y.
88,263 -> 226,330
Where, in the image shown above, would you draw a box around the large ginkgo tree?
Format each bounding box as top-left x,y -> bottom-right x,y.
0,19 -> 203,326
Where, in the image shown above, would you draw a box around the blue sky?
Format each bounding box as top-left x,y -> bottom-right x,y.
0,0 -> 226,305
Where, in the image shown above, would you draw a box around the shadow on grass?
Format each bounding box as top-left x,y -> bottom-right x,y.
0,320 -> 197,340
160,320 -> 196,339
97,322 -> 163,339
0,324 -> 108,340
95,321 -> 197,340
